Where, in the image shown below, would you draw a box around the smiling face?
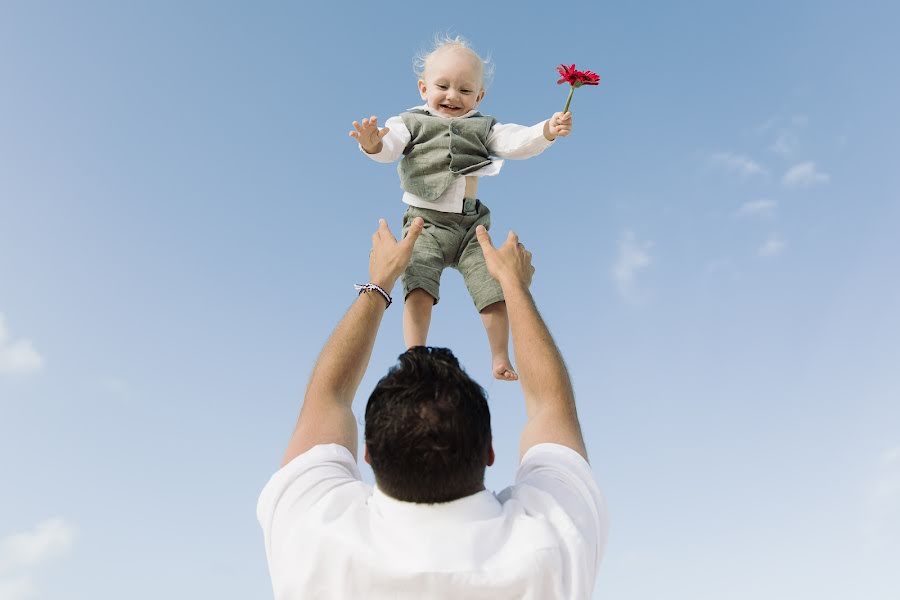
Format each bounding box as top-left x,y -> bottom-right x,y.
418,47 -> 485,118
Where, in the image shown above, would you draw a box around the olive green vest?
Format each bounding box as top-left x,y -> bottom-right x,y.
398,109 -> 498,202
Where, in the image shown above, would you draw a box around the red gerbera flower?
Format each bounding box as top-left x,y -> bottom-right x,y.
556,64 -> 601,88
556,63 -> 600,113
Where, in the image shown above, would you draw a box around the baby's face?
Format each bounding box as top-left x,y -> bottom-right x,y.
418,48 -> 484,118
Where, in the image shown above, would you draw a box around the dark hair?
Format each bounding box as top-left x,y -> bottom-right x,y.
365,347 -> 492,503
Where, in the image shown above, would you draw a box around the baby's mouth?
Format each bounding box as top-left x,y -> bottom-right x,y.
440,104 -> 461,112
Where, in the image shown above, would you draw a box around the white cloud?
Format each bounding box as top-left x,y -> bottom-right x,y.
0,576 -> 36,600
0,314 -> 44,376
710,152 -> 767,178
863,446 -> 900,546
737,199 -> 777,218
758,235 -> 786,258
0,519 -> 75,600
0,518 -> 75,572
612,230 -> 652,300
770,131 -> 798,157
782,161 -> 830,187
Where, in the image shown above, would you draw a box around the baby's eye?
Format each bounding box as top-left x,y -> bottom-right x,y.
461,90 -> 472,94
436,84 -> 448,90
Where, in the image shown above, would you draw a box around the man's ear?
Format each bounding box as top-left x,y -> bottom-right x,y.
418,79 -> 427,100
486,442 -> 495,467
364,444 -> 371,465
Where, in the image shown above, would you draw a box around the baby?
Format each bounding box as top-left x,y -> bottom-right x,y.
349,35 -> 572,380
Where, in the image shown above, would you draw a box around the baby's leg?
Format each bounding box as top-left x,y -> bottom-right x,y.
404,289 -> 435,348
480,301 -> 518,381
400,207 -> 445,349
456,201 -> 517,381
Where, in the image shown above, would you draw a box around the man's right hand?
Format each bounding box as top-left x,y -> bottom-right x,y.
475,225 -> 535,290
349,115 -> 391,154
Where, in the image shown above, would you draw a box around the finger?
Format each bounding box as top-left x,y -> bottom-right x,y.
475,224 -> 495,250
352,121 -> 363,132
378,127 -> 391,139
401,216 -> 424,247
505,230 -> 519,247
376,217 -> 397,242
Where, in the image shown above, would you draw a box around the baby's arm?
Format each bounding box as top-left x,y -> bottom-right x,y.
348,115 -> 410,163
486,116 -> 564,160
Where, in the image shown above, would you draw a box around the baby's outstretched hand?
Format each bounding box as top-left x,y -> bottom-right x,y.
350,116 -> 391,154
544,111 -> 573,141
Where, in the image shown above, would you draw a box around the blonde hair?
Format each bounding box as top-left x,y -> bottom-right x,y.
413,33 -> 494,88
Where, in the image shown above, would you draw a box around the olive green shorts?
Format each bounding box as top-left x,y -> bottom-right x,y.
400,198 -> 504,312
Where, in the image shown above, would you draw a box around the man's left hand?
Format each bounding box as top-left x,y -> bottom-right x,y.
369,217 -> 424,290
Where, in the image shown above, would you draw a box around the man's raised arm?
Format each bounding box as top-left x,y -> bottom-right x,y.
281,218 -> 424,466
475,226 -> 587,460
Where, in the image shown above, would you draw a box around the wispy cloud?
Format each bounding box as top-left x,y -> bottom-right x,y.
0,518 -> 75,599
758,235 -> 786,258
770,131 -> 798,157
612,230 -> 652,301
782,161 -> 830,187
737,199 -> 777,218
760,113 -> 809,158
710,152 -> 767,178
0,314 -> 44,376
0,576 -> 36,600
863,446 -> 900,547
0,518 -> 75,571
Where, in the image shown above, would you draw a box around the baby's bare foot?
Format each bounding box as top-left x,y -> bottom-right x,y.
493,359 -> 519,381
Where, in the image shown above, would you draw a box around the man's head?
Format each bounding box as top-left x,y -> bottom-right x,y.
415,35 -> 489,118
365,346 -> 494,503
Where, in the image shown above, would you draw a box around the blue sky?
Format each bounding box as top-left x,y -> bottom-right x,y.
1,1 -> 899,598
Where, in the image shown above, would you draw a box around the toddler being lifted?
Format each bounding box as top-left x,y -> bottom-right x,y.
350,35 -> 572,380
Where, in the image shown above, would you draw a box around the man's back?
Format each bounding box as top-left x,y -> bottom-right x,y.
262,221 -> 608,598
258,444 -> 607,600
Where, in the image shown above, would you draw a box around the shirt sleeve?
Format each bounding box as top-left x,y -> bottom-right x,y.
256,444 -> 364,563
486,120 -> 555,159
359,115 -> 411,163
512,443 -> 609,599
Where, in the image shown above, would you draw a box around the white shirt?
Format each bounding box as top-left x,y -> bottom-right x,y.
257,443 -> 608,600
362,105 -> 555,213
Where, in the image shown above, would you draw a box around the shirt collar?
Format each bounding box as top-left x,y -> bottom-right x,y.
371,486 -> 502,523
408,104 -> 481,120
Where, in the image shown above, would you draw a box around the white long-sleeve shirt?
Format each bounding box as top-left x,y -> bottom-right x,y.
362,105 -> 555,213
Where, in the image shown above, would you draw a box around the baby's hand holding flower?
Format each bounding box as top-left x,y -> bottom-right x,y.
544,111 -> 573,141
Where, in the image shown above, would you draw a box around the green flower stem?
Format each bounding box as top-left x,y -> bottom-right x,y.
562,85 -> 575,113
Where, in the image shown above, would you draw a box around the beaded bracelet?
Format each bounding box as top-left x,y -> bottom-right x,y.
354,282 -> 392,308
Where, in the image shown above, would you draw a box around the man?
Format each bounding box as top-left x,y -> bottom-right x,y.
257,217 -> 608,599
